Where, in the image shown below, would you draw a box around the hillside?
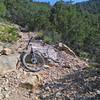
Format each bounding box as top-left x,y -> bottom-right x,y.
76,0 -> 100,14
0,0 -> 100,100
0,31 -> 99,100
0,0 -> 99,63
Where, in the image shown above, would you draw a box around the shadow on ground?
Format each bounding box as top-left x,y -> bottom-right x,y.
38,67 -> 100,100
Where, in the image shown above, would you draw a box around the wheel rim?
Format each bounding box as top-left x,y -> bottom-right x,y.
22,53 -> 45,71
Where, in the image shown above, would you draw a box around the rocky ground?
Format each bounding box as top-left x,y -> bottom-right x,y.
0,32 -> 100,100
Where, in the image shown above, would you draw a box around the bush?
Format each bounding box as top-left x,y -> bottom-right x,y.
43,31 -> 61,44
0,23 -> 20,42
43,35 -> 52,44
79,51 -> 89,59
35,31 -> 44,39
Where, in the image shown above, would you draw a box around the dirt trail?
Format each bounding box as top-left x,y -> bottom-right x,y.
0,32 -> 99,100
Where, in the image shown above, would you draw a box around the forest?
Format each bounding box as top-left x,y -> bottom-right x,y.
0,0 -> 100,64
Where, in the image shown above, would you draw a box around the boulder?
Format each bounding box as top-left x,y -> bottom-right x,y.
0,53 -> 20,75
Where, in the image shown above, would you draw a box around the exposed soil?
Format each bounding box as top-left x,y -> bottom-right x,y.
0,32 -> 100,100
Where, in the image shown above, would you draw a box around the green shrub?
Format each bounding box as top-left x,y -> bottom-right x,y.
79,51 -> 89,59
53,32 -> 61,43
43,31 -> 61,44
36,31 -> 44,39
43,35 -> 52,44
0,23 -> 20,42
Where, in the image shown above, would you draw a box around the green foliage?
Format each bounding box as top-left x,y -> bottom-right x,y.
0,0 -> 6,21
43,36 -> 52,44
76,0 -> 100,14
43,31 -> 62,44
0,23 -> 20,42
79,51 -> 89,59
0,0 -> 99,63
35,32 -> 44,39
4,0 -> 33,26
29,2 -> 51,31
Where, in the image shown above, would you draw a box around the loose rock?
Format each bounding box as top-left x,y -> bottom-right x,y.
1,48 -> 13,55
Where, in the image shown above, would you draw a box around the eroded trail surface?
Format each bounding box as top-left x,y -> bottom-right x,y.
0,32 -> 100,100
0,66 -> 100,100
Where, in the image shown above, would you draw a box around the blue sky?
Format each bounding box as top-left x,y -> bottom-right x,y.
33,0 -> 88,4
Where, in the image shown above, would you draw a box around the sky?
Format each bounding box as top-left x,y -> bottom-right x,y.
33,0 -> 88,5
